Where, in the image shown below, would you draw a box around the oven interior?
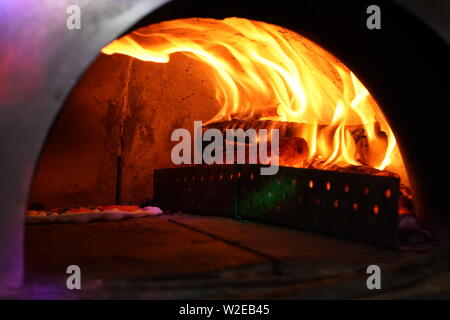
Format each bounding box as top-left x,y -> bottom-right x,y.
17,0 -> 450,299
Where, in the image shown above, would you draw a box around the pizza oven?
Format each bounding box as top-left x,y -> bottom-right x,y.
1,0 -> 449,299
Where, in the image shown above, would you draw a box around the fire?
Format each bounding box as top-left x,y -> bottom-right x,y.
102,17 -> 402,172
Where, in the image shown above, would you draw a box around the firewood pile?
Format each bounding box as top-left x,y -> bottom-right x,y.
203,119 -> 388,169
204,119 -> 427,238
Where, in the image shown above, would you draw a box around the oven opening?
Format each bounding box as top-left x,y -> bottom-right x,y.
20,11 -> 448,299
28,17 -> 416,238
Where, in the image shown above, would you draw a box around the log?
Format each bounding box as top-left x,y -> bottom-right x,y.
204,119 -> 304,138
277,137 -> 309,167
204,136 -> 309,166
229,106 -> 279,120
316,164 -> 399,178
204,119 -> 388,168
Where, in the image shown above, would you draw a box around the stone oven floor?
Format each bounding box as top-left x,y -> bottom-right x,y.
3,213 -> 450,299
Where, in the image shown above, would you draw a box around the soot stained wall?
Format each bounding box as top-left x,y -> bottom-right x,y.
29,53 -> 220,207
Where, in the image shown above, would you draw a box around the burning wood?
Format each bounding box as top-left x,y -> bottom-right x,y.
277,137 -> 309,167
201,120 -> 310,167
102,17 -> 402,173
315,164 -> 398,177
204,119 -> 419,221
204,119 -> 388,168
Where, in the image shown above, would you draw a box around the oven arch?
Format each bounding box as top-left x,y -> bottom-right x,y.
0,0 -> 448,288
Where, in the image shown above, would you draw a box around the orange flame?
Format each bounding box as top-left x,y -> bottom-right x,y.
102,17 -> 401,172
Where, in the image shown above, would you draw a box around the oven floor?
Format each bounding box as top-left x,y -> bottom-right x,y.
7,213 -> 450,299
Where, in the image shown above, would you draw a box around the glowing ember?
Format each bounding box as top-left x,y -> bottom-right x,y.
102,17 -> 405,175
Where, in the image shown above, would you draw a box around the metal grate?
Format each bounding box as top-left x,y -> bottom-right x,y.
153,165 -> 399,247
